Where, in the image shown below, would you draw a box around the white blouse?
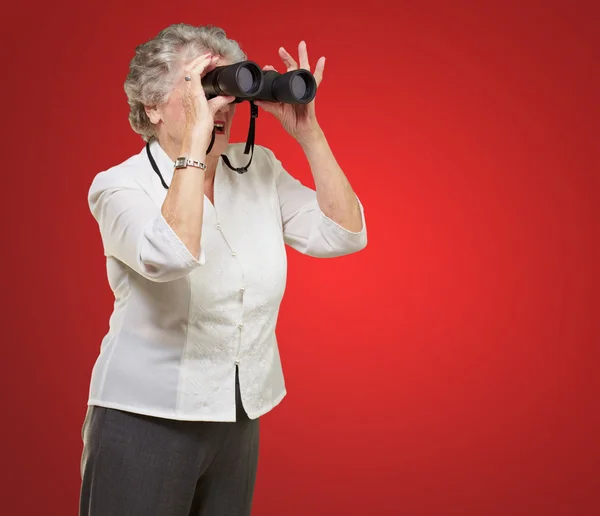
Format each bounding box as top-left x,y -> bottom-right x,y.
86,138 -> 367,421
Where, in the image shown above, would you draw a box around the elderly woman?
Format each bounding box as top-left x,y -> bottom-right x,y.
80,23 -> 367,516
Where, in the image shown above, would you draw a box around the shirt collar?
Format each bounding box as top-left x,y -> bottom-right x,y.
148,138 -> 175,186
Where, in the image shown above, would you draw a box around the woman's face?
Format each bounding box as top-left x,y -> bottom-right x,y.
148,56 -> 237,157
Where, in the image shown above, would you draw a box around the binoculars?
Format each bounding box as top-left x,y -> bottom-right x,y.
201,60 -> 317,104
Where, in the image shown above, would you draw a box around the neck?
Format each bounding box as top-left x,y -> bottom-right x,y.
156,135 -> 220,181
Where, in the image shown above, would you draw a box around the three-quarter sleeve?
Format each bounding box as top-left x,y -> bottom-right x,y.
262,147 -> 367,258
88,173 -> 205,283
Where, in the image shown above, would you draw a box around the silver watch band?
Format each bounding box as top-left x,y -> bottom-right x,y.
174,157 -> 207,170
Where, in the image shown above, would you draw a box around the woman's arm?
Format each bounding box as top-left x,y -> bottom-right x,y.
299,128 -> 363,233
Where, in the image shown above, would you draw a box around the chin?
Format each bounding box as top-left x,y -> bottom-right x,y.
208,133 -> 229,156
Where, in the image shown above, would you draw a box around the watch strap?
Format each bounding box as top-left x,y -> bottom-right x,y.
174,157 -> 207,170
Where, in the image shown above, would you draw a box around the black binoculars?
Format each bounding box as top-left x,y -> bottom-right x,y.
201,60 -> 317,104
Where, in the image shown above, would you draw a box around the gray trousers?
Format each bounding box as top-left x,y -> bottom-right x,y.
79,368 -> 260,516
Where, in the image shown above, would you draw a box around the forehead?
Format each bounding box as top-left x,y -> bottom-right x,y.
215,57 -> 232,67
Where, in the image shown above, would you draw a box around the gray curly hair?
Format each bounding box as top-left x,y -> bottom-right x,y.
124,23 -> 247,141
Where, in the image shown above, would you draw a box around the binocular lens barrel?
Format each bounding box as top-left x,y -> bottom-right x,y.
202,61 -> 264,98
256,69 -> 317,104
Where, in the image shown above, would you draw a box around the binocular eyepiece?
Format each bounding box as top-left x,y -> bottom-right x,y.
201,60 -> 317,104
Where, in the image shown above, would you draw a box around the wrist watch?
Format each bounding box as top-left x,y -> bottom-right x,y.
174,157 -> 207,170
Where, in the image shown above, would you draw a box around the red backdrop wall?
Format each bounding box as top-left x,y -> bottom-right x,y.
3,1 -> 598,514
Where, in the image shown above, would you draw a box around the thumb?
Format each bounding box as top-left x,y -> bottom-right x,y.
208,95 -> 236,114
254,100 -> 280,117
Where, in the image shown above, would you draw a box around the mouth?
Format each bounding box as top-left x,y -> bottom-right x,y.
214,120 -> 226,135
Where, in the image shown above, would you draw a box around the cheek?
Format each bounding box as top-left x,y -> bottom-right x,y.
157,90 -> 184,126
162,103 -> 185,127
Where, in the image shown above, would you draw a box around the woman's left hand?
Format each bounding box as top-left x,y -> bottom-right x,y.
254,41 -> 325,146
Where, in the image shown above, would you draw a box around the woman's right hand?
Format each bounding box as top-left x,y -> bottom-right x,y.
180,53 -> 235,156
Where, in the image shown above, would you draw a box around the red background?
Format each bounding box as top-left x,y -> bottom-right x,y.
3,0 -> 599,514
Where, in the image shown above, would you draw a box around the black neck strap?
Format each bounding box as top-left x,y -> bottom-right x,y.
146,100 -> 258,190
222,101 -> 258,174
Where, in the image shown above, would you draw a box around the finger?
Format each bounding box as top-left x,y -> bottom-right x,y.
184,55 -> 219,104
207,95 -> 236,113
313,56 -> 325,86
278,47 -> 298,72
253,100 -> 280,116
183,53 -> 212,79
262,65 -> 278,72
187,51 -> 212,69
298,41 -> 310,71
189,55 -> 219,79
